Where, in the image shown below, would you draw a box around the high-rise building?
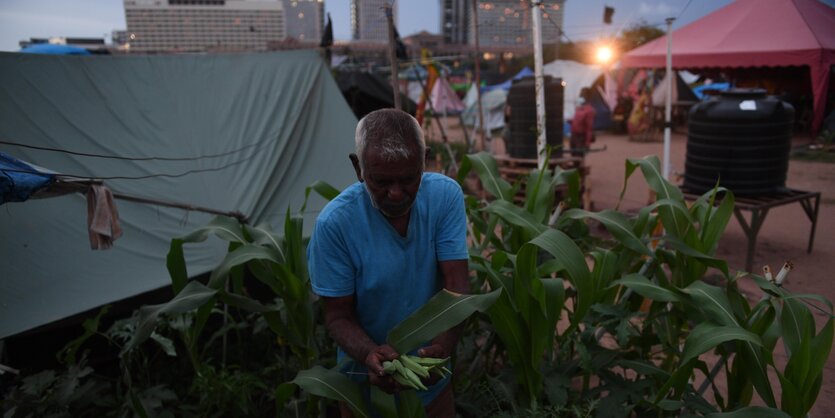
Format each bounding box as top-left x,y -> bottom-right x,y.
471,0 -> 564,50
282,0 -> 324,43
124,0 -> 286,53
351,0 -> 395,43
441,0 -> 469,44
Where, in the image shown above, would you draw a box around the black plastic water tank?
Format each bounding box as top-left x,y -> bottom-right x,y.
506,76 -> 564,159
684,89 -> 794,196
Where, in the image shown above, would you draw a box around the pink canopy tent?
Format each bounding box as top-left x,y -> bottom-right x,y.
621,0 -> 835,133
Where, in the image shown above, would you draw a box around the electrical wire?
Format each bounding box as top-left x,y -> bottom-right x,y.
677,0 -> 694,20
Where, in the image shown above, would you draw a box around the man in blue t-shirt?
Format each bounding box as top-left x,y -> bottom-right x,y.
308,109 -> 469,417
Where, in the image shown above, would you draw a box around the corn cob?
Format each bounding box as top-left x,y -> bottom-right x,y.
379,355 -> 452,391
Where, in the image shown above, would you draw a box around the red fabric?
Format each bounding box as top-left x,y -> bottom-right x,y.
621,0 -> 835,133
571,104 -> 596,145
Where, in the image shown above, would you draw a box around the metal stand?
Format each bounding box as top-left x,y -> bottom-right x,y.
683,188 -> 821,272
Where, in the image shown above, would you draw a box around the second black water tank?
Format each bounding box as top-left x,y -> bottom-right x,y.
684,89 -> 794,196
506,76 -> 564,159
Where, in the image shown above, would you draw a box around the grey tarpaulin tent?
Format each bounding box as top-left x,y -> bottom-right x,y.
0,50 -> 358,339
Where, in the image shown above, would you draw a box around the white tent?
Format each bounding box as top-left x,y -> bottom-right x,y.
461,88 -> 508,131
542,60 -> 604,121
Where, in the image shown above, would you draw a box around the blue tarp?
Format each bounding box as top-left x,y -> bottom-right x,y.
481,67 -> 534,93
20,44 -> 92,55
0,152 -> 54,204
692,82 -> 731,99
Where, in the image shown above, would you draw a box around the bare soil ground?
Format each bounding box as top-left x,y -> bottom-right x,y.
427,116 -> 834,416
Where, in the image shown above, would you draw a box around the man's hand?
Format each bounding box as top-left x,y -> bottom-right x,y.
365,344 -> 400,393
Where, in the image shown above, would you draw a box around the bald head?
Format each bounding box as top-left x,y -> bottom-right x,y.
354,109 -> 425,172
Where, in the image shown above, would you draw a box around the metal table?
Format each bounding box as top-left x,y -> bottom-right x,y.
683,188 -> 821,272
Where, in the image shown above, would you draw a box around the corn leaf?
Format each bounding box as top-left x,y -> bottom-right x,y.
704,406 -> 791,418
387,289 -> 501,354
487,291 -> 541,402
681,322 -> 762,365
664,236 -> 729,278
286,366 -> 369,418
804,319 -> 833,401
179,215 -> 247,244
218,291 -> 277,313
396,390 -> 427,418
562,209 -> 651,256
485,200 -> 546,237
370,386 -> 398,418
781,297 -> 813,357
524,168 -> 555,222
244,224 -> 287,261
737,342 -> 777,407
457,152 -> 513,201
777,371 -> 804,418
610,274 -> 682,303
529,229 -> 592,326
300,180 -> 341,212
166,239 -> 189,294
208,245 -> 283,289
699,189 -> 735,254
683,282 -> 738,326
624,156 -> 687,236
123,281 -> 218,355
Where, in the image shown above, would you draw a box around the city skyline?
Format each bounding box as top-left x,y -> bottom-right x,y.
3,0 -> 834,52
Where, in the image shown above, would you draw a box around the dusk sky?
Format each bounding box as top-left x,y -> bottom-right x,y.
1,0 -> 833,52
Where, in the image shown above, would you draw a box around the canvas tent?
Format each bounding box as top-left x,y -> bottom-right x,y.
621,0 -> 835,133
0,50 -> 358,339
650,71 -> 700,106
461,68 -> 537,130
429,76 -> 465,114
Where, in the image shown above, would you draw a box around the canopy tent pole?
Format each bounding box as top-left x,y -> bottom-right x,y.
412,63 -> 459,173
385,3 -> 401,111
663,17 -> 674,180
471,0 -> 486,152
532,1 -> 547,170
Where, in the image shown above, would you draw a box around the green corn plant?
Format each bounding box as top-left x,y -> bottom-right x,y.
455,152 -> 833,417
277,288 -> 502,417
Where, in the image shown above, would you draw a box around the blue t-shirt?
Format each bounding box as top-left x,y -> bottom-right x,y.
308,172 -> 468,404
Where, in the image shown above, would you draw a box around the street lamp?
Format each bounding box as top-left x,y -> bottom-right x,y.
595,45 -> 613,65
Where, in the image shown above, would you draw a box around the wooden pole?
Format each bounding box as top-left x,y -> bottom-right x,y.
471,0 -> 486,151
531,1 -> 547,170
663,17 -> 675,180
385,4 -> 401,110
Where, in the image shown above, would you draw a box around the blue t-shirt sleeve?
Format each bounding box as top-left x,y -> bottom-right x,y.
435,180 -> 469,261
308,216 -> 355,297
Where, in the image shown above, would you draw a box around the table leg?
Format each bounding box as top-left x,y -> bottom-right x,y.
799,194 -> 821,253
734,207 -> 769,272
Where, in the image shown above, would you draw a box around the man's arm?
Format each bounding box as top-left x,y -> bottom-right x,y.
321,295 -> 400,392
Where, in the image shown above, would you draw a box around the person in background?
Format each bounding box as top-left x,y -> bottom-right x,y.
570,87 -> 597,157
307,109 -> 470,417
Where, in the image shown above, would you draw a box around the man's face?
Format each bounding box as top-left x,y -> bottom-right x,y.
352,146 -> 423,219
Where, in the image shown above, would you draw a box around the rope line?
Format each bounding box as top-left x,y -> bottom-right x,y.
0,137 -> 270,162
0,152 -> 258,181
